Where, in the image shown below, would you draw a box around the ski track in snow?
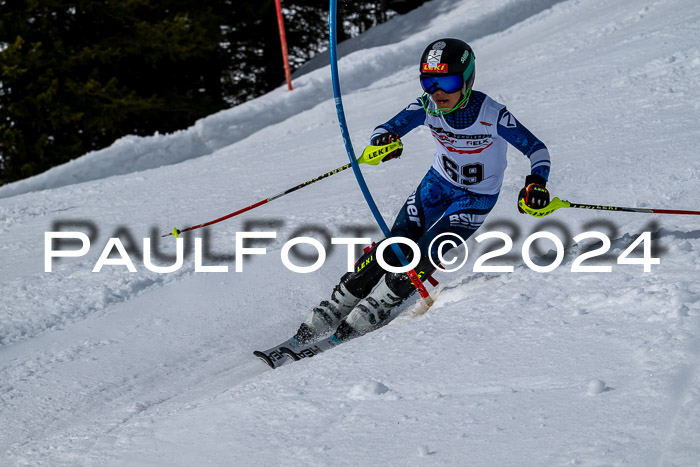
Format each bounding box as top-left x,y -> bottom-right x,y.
1,0 -> 700,464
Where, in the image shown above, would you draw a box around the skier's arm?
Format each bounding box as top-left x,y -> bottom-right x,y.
496,107 -> 551,181
370,97 -> 427,143
364,97 -> 427,163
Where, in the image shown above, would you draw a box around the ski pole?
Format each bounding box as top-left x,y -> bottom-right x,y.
162,140 -> 403,237
519,197 -> 700,218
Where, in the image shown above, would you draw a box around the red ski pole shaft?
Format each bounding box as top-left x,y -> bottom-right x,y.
568,202 -> 700,215
520,197 -> 700,218
163,162 -> 353,238
162,141 -> 403,238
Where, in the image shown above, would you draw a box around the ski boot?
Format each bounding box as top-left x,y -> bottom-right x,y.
333,255 -> 437,342
292,282 -> 361,344
292,242 -> 391,344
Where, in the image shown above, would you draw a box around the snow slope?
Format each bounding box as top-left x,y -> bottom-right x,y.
1,0 -> 699,465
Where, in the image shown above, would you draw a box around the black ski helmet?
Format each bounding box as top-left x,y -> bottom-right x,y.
419,38 -> 475,93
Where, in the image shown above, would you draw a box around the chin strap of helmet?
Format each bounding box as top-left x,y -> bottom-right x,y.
421,88 -> 472,116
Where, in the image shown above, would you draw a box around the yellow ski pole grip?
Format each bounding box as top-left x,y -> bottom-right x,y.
519,197 -> 571,217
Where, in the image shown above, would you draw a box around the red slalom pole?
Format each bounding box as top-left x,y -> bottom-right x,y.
275,0 -> 293,91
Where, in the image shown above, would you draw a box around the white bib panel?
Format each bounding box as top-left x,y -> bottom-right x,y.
425,95 -> 508,194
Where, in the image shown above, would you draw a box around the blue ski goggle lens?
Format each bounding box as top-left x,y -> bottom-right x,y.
420,74 -> 464,94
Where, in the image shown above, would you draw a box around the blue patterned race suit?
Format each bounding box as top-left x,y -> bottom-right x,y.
391,167 -> 498,258
375,90 -> 551,258
290,90 -> 552,345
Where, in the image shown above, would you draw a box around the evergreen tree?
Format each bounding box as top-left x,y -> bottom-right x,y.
0,0 -> 422,185
0,0 -> 231,184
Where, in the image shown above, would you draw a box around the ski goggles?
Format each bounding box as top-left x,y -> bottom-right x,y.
420,74 -> 464,94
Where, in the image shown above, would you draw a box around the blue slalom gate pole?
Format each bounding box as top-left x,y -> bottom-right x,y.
328,0 -> 432,304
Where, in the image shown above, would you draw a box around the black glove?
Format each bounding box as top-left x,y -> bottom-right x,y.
371,132 -> 403,163
518,174 -> 550,213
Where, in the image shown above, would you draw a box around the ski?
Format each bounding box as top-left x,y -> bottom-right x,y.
253,338 -> 301,369
254,335 -> 340,369
256,290 -> 440,368
279,335 -> 342,362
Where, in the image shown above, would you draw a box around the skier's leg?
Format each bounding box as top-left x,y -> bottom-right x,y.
333,255 -> 437,341
389,168 -> 447,241
328,170 -> 451,340
298,170 -> 488,343
415,194 -> 497,258
293,171 -> 447,344
333,191 -> 499,341
293,240 -> 401,343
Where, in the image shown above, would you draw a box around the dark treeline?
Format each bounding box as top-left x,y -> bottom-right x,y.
0,0 -> 424,185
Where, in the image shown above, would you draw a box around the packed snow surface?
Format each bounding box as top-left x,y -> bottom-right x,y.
1,0 -> 699,465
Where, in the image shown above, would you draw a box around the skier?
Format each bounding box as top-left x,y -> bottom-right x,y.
293,38 -> 551,344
